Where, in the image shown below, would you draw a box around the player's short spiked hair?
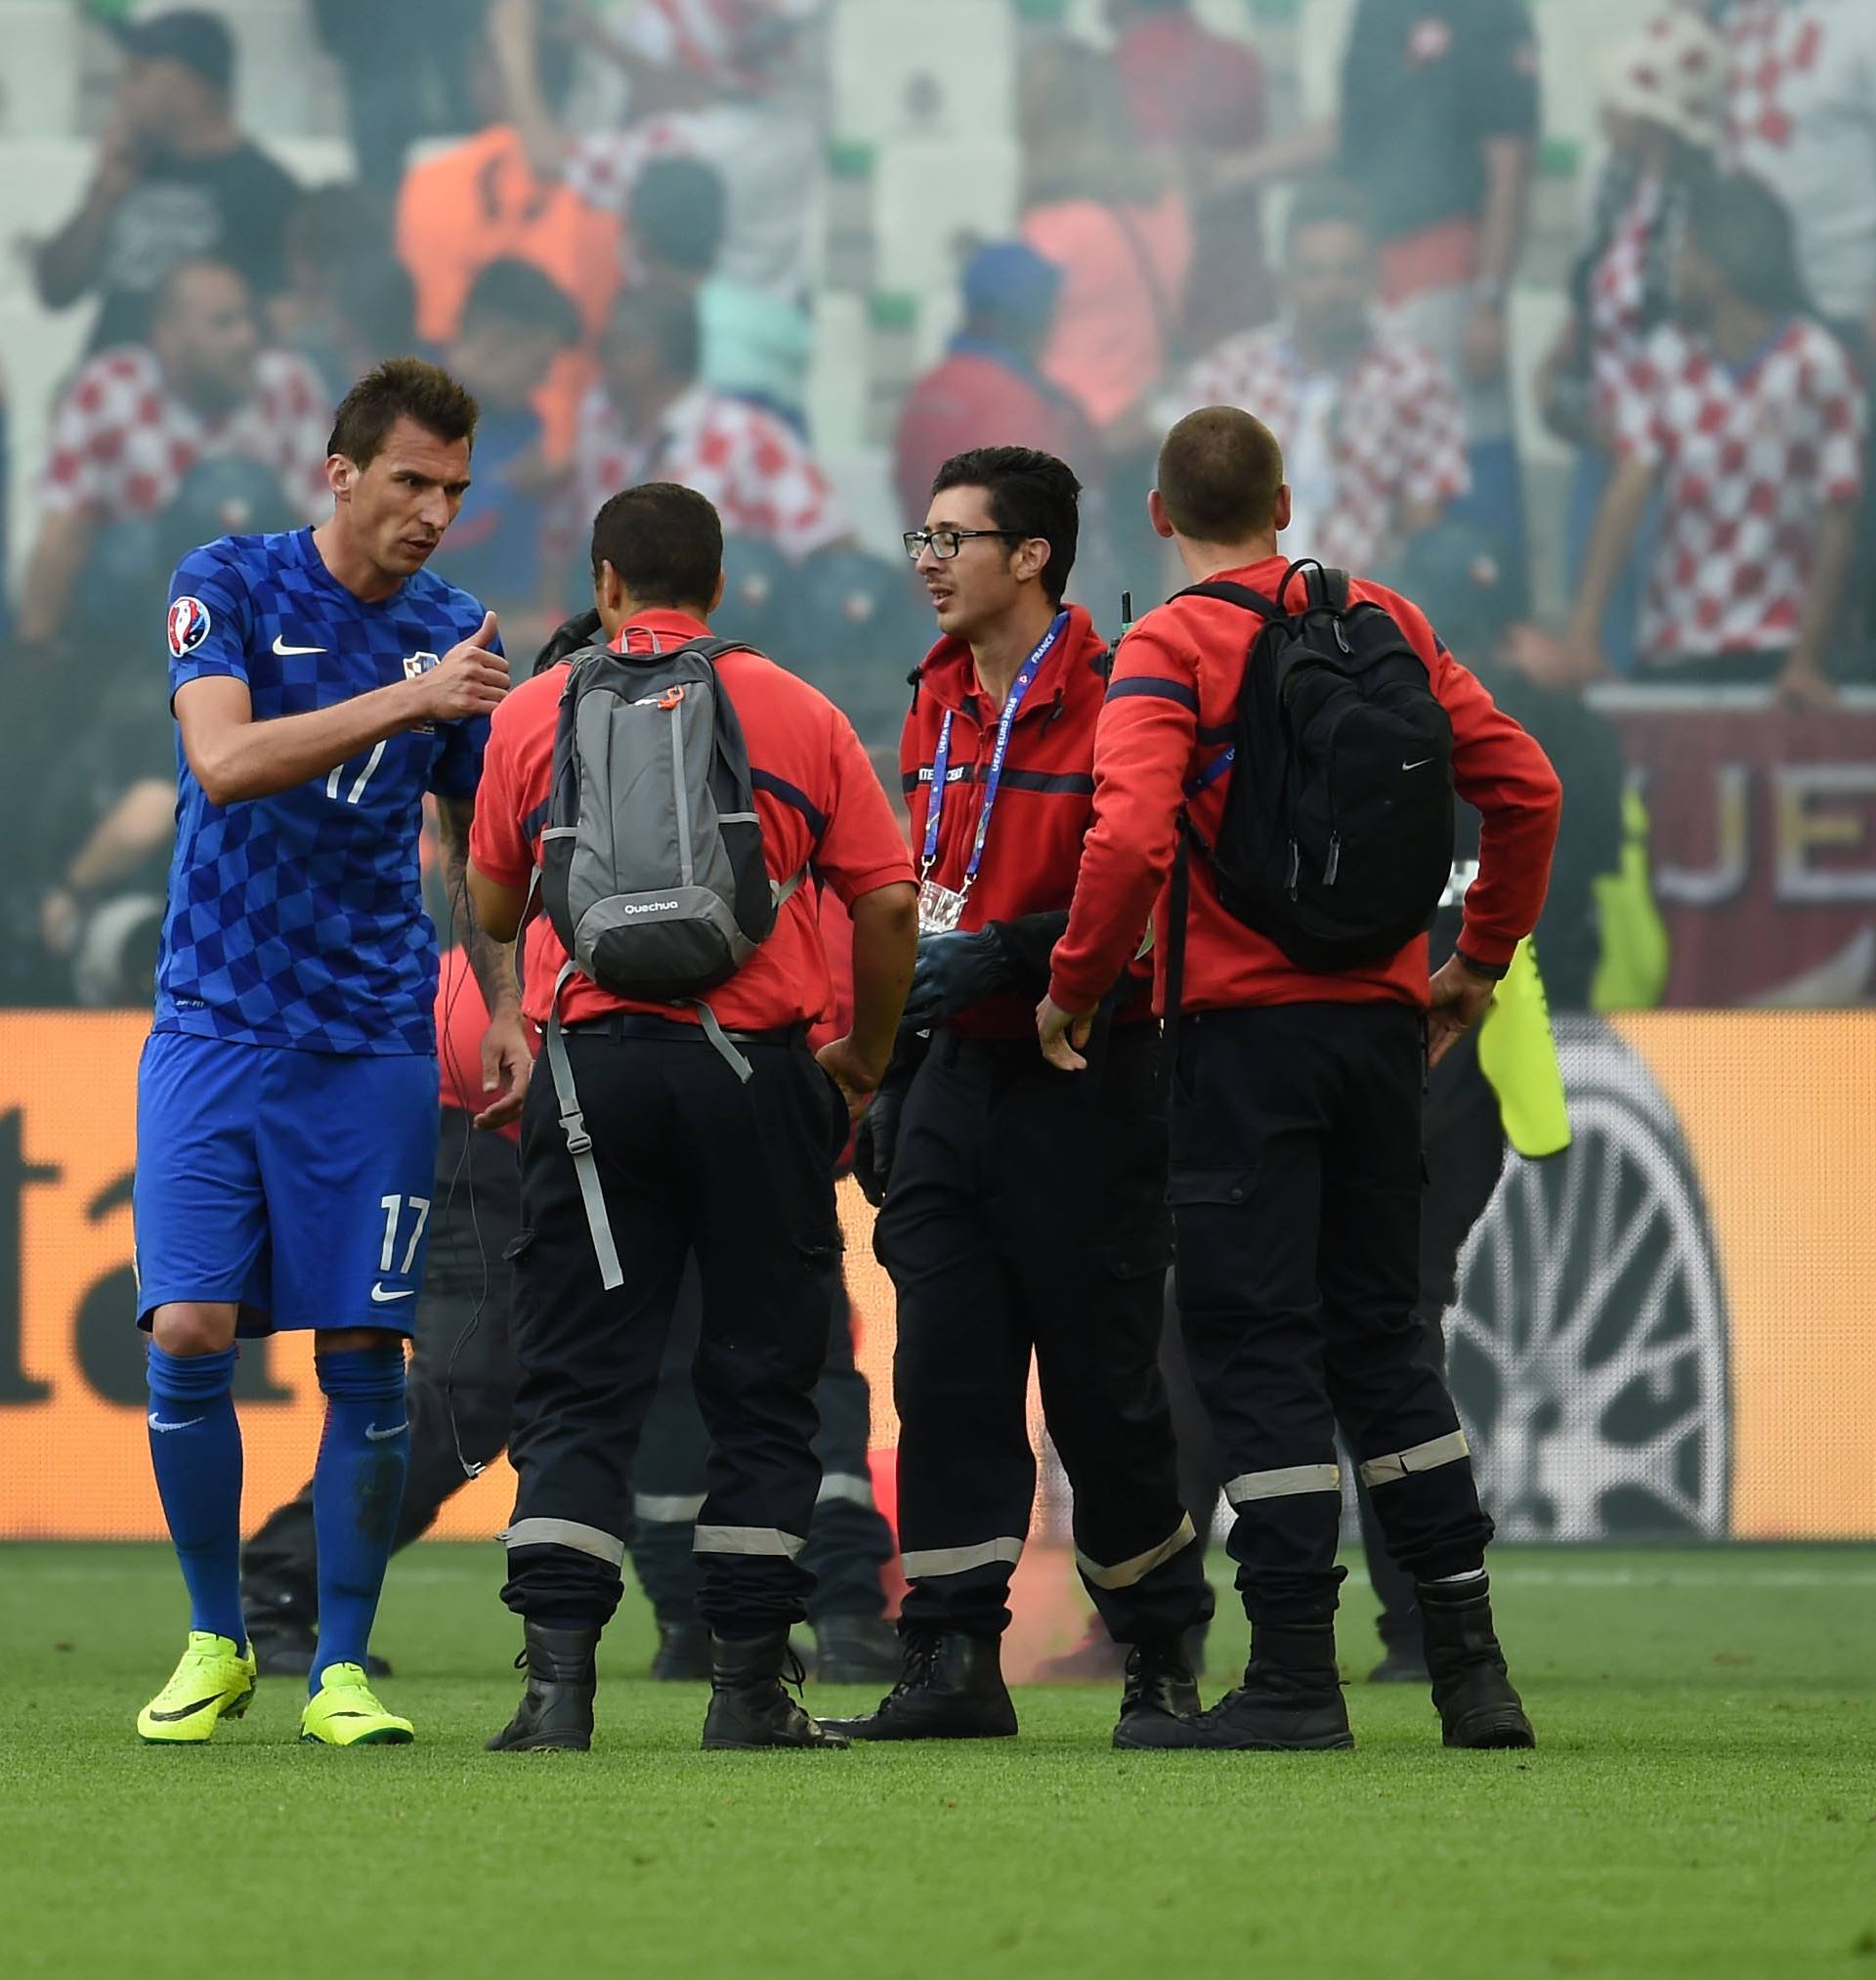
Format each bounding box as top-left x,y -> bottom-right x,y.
327,357 -> 480,468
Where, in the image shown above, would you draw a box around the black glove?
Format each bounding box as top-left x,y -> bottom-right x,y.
853,1083 -> 904,1208
901,925 -> 1015,1031
532,606 -> 603,677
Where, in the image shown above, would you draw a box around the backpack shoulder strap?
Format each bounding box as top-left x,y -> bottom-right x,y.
1313,567 -> 1351,612
1169,581 -> 1285,620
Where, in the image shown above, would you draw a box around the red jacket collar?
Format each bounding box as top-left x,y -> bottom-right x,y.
610,608 -> 713,653
914,601 -> 1106,720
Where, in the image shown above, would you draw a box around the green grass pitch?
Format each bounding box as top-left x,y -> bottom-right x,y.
4,1543 -> 1873,1979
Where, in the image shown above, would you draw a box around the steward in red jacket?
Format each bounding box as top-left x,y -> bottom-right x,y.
1042,407 -> 1560,1756
830,447 -> 1212,1749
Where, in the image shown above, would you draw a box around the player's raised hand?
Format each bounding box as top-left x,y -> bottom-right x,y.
414,613 -> 508,722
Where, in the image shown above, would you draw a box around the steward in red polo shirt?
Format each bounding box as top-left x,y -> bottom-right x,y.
826,448 -> 1212,1750
1042,408 -> 1559,1754
466,482 -> 917,1755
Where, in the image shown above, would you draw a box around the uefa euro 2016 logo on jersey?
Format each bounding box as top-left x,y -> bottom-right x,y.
404,652 -> 441,734
166,596 -> 212,659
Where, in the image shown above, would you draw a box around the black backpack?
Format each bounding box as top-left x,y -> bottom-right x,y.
1176,562 -> 1455,976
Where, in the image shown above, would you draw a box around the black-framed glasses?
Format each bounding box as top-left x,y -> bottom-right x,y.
902,527 -> 1023,563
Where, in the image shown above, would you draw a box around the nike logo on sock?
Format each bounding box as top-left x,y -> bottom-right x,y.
364,1421 -> 408,1442
148,1414 -> 200,1433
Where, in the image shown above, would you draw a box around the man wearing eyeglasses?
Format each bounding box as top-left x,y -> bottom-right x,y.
829,447 -> 1212,1748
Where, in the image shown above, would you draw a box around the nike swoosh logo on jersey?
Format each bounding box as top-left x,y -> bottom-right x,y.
368,1283 -> 415,1304
1402,758 -> 1433,771
148,1414 -> 199,1433
273,636 -> 327,655
364,1421 -> 408,1442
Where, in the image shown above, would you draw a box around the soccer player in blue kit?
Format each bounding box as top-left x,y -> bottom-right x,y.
134,359 -> 528,1746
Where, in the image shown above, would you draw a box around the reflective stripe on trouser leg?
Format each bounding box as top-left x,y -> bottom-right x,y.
815,1471 -> 875,1510
634,1492 -> 706,1524
1358,1431 -> 1471,1488
900,1536 -> 1025,1581
1223,1463 -> 1343,1504
500,1517 -> 627,1565
1075,1513 -> 1197,1592
693,1526 -> 807,1559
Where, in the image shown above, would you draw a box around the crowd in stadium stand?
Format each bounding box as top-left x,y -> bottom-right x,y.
3,0 -> 1873,1012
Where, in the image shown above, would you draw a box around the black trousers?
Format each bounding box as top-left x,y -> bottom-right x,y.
244,1112 -> 894,1628
631,1268 -> 894,1624
876,1023 -> 1211,1642
1169,1003 -> 1494,1625
501,1026 -> 849,1633
243,1108 -> 521,1617
1357,1026 -> 1506,1645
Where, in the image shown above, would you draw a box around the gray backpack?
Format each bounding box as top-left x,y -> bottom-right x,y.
533,634 -> 802,1286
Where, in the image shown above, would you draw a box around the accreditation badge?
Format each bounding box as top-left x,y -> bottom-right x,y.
917,878 -> 968,935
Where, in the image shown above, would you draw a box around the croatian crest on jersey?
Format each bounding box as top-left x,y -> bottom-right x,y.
167,596 -> 212,658
402,652 -> 441,681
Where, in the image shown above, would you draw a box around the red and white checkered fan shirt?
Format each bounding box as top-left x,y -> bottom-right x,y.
1588,174 -> 1666,427
549,380 -> 848,568
1613,318 -> 1866,664
1184,323 -> 1470,572
38,345 -> 331,527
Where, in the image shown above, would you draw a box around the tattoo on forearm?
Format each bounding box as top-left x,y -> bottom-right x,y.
438,800 -> 517,1011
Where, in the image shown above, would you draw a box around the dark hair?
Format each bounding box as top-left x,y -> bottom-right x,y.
928,446 -> 1083,604
1157,407 -> 1285,542
327,357 -> 480,466
459,257 -> 582,348
1687,171 -> 1812,317
590,481 -> 723,611
630,159 -> 728,277
603,285 -> 701,383
1284,176 -> 1372,247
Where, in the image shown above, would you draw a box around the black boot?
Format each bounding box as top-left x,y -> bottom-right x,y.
1115,1620 -> 1353,1751
487,1622 -> 598,1752
821,1629 -> 1018,1742
245,1590 -> 390,1681
1112,1638 -> 1202,1746
1417,1575 -> 1535,1749
700,1629 -> 849,1750
813,1613 -> 903,1685
650,1617 -> 714,1682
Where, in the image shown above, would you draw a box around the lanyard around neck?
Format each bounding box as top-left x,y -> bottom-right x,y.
920,609 -> 1069,888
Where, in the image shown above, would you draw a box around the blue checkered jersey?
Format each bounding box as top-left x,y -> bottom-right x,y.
156,528 -> 491,1055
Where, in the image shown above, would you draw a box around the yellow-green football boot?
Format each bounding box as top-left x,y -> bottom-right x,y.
299,1662 -> 414,1746
137,1631 -> 257,1743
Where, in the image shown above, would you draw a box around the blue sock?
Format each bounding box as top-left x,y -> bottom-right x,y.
311,1346 -> 409,1693
146,1343 -> 245,1646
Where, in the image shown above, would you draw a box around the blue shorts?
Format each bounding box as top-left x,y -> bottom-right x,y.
134,1030 -> 441,1336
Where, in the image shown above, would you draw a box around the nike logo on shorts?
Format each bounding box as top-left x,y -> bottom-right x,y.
364,1421 -> 408,1442
273,636 -> 326,655
147,1414 -> 199,1433
369,1284 -> 415,1304
1402,758 -> 1433,771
